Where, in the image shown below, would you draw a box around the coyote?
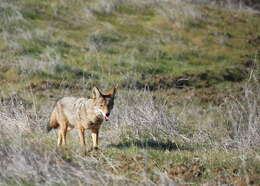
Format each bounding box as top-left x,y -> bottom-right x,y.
47,86 -> 117,150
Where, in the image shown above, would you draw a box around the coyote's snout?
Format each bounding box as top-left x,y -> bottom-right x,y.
47,86 -> 117,150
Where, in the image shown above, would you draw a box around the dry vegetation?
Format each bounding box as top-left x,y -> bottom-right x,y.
0,0 -> 260,185
0,68 -> 259,185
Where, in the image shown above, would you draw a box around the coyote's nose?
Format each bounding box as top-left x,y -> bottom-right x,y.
104,112 -> 110,121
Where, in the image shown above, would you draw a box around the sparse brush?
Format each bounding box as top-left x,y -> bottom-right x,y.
0,1 -> 24,26
0,95 -> 43,136
1,85 -> 260,185
0,98 -> 176,185
225,66 -> 260,149
17,50 -> 60,76
156,1 -> 203,27
109,90 -> 179,144
87,28 -> 123,52
0,97 -> 122,185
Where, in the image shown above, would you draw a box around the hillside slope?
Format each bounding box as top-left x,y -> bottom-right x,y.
0,0 -> 259,96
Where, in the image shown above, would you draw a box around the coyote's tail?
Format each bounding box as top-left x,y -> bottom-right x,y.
47,109 -> 59,133
46,124 -> 53,133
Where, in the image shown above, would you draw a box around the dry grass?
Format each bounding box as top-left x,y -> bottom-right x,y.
225,69 -> 260,149
0,99 -> 178,185
109,90 -> 178,141
0,67 -> 259,185
0,98 -> 129,185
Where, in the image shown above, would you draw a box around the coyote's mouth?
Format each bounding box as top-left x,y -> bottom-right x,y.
97,109 -> 109,121
104,115 -> 109,121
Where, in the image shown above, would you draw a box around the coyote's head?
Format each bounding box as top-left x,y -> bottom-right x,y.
92,86 -> 117,121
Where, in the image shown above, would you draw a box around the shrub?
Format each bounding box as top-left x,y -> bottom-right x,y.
225,68 -> 260,149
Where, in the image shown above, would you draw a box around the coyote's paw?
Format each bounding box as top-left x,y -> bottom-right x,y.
87,146 -> 100,152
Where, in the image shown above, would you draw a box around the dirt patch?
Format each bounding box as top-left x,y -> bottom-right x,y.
122,65 -> 248,91
168,163 -> 205,182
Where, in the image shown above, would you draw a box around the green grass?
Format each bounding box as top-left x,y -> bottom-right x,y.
1,0 -> 259,96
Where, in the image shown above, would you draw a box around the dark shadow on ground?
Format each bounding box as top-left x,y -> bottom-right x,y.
108,139 -> 193,151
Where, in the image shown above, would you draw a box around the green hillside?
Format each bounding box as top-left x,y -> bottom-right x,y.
0,0 -> 259,185
1,0 -> 259,95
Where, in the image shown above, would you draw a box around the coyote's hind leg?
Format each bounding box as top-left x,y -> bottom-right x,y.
57,122 -> 68,147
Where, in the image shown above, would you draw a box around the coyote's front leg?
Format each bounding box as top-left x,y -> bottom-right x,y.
78,128 -> 86,146
78,128 -> 86,155
91,129 -> 99,150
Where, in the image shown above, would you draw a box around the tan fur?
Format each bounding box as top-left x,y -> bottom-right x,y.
47,86 -> 116,149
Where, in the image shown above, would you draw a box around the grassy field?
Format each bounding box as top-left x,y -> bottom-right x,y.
0,0 -> 260,185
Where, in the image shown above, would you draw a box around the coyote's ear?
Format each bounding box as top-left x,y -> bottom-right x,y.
103,86 -> 117,98
92,86 -> 101,99
112,86 -> 117,98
